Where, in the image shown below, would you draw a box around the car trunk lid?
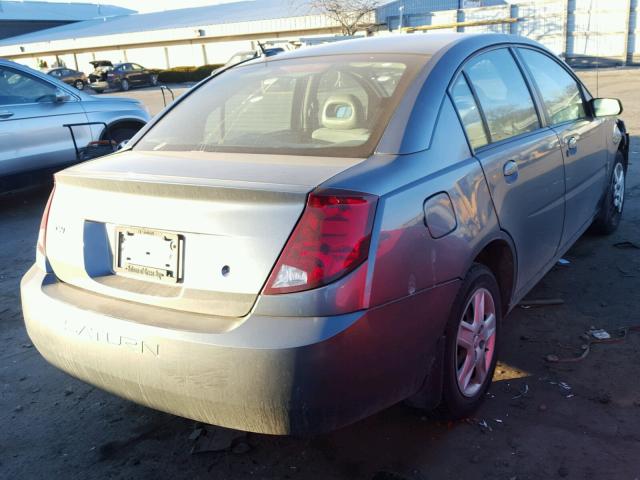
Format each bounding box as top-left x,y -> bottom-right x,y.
45,150 -> 364,318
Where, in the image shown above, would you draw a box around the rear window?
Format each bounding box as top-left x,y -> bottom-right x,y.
135,54 -> 424,158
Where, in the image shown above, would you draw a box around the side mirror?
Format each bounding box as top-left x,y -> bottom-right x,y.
591,98 -> 622,117
55,89 -> 71,103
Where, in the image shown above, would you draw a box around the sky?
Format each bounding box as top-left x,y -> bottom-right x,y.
28,0 -> 242,13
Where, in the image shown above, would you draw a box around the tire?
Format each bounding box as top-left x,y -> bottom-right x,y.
437,263 -> 501,420
74,80 -> 85,90
150,75 -> 158,86
120,79 -> 130,92
592,151 -> 626,235
109,127 -> 139,145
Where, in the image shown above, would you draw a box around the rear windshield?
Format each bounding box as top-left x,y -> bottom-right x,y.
135,54 -> 425,158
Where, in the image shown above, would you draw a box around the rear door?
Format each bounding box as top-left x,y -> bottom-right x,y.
125,63 -> 142,85
131,64 -> 150,85
0,65 -> 90,176
451,48 -> 566,293
517,48 -> 608,247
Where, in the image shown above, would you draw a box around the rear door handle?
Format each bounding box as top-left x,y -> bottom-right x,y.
0,111 -> 14,119
566,136 -> 578,150
503,160 -> 518,178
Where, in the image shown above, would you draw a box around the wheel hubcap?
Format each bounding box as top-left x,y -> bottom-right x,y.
456,288 -> 497,397
612,163 -> 625,213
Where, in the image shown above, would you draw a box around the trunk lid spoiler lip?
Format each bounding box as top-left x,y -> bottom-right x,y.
55,169 -> 315,195
55,150 -> 369,194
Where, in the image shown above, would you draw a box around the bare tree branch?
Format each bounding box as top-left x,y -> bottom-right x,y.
307,0 -> 382,36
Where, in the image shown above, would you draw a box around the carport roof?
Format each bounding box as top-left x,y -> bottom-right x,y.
0,1 -> 134,21
0,0 -> 328,47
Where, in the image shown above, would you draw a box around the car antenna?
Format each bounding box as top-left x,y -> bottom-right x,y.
256,41 -> 267,58
593,3 -> 600,97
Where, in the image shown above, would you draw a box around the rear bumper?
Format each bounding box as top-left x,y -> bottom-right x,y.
21,265 -> 457,434
89,81 -> 108,91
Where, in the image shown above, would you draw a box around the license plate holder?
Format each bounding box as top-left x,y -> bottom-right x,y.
114,227 -> 183,283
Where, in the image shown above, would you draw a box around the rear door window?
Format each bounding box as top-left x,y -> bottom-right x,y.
464,48 -> 540,144
518,48 -> 586,125
450,74 -> 489,150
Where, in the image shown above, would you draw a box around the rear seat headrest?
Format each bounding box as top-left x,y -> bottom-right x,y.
321,94 -> 364,130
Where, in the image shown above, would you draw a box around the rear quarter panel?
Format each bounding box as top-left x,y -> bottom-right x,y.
326,97 -> 502,308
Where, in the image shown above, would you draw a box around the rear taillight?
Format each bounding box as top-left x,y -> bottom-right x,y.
264,189 -> 378,295
37,186 -> 55,257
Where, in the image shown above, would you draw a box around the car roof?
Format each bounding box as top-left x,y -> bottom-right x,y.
265,33 -> 542,61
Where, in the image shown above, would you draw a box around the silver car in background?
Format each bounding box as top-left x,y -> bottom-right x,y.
0,59 -> 150,182
21,34 -> 628,435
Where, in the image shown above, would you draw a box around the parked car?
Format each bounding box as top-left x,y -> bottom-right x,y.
47,67 -> 88,90
211,47 -> 285,75
22,34 -> 628,435
87,60 -> 113,89
90,62 -> 158,93
0,59 -> 150,182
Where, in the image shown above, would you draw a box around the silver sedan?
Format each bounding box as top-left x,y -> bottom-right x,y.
21,34 -> 627,435
0,59 -> 150,181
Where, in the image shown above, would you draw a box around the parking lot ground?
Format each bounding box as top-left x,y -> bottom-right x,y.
93,83 -> 192,116
1,69 -> 639,480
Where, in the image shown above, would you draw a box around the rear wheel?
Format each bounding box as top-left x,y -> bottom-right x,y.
74,80 -> 85,90
120,79 -> 130,92
150,74 -> 158,86
592,152 -> 625,235
438,264 -> 500,419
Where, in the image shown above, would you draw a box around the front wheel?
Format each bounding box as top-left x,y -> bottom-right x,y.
150,74 -> 158,86
74,80 -> 85,90
109,127 -> 139,145
592,152 -> 625,235
120,79 -> 130,92
438,264 -> 501,420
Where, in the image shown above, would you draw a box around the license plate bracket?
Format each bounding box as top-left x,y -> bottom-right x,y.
114,227 -> 183,283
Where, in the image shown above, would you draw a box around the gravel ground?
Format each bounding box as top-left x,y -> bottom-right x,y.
1,69 -> 639,480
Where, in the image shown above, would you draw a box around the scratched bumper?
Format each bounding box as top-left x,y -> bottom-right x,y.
21,264 -> 456,434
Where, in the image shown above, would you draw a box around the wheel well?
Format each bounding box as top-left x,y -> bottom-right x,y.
101,120 -> 145,140
616,119 -> 629,169
473,240 -> 515,315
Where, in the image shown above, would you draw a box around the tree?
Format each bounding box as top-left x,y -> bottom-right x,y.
309,0 -> 382,36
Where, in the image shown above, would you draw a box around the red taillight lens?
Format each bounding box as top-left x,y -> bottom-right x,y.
264,189 -> 378,295
37,186 -> 55,256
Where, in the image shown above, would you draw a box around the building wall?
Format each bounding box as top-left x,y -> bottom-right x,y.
2,1 -> 639,71
0,14 -> 342,71
382,0 -> 639,65
630,0 -> 640,63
